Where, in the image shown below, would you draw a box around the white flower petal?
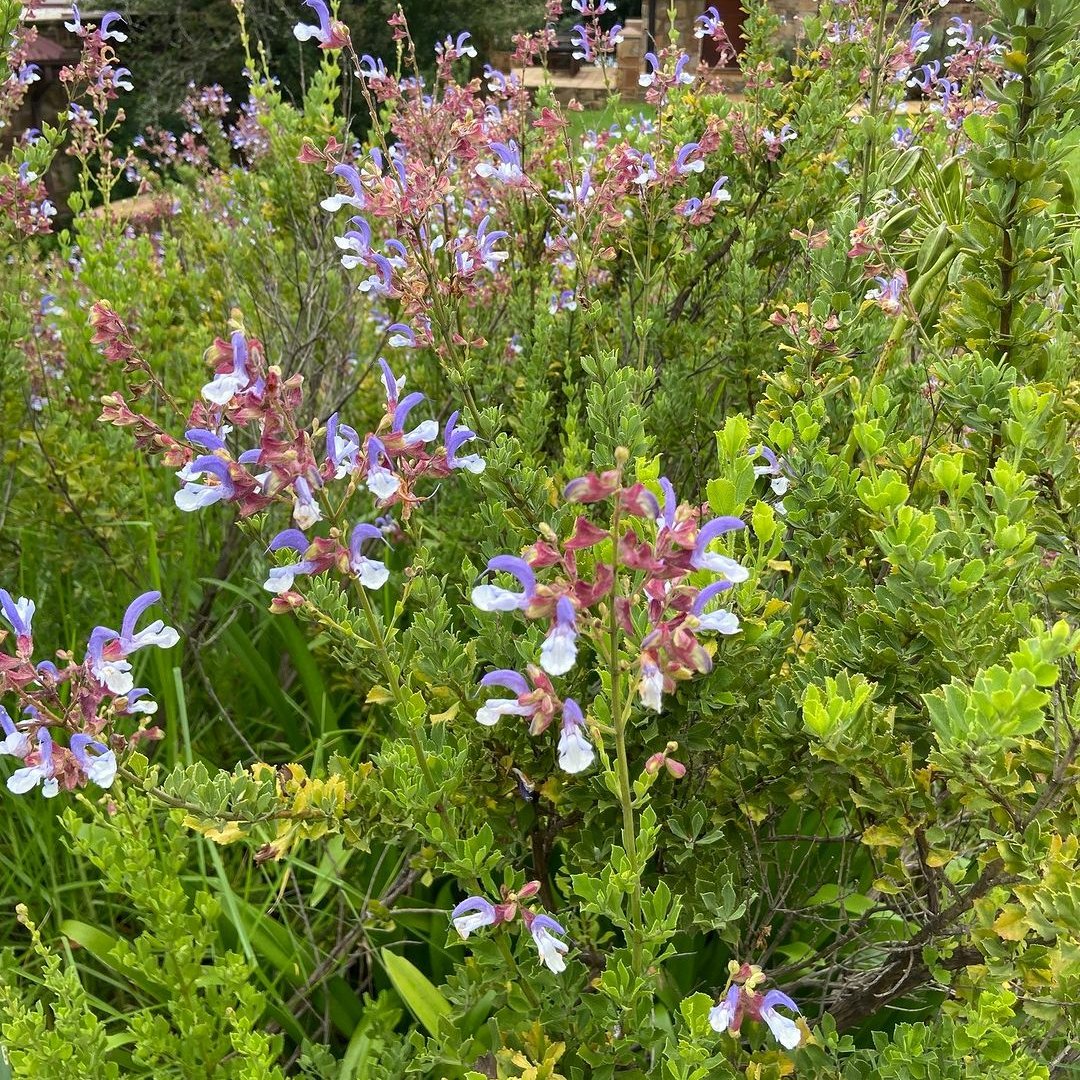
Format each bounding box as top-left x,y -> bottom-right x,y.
471,584 -> 525,612
558,728 -> 594,774
540,631 -> 577,676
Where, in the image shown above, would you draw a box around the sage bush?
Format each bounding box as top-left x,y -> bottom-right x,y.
2,0 -> 1080,1076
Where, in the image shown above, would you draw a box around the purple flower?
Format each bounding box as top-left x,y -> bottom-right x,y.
0,590 -> 35,651
450,895 -> 498,938
475,670 -> 534,727
70,734 -> 117,789
86,627 -> 133,693
760,990 -> 801,1049
750,444 -> 790,496
64,4 -> 81,32
638,658 -> 663,712
386,323 -> 415,349
124,688 -> 159,715
691,517 -> 748,581
695,6 -> 722,38
439,31 -> 477,59
98,11 -> 127,41
557,698 -> 594,774
349,524 -> 389,590
570,24 -> 593,63
292,476 -> 323,530
293,0 -> 332,44
692,581 -> 739,635
86,592 -> 179,694
907,61 -> 940,91
865,269 -> 907,316
443,411 -> 486,474
321,164 -> 365,213
326,413 -> 360,478
472,556 -> 536,612
263,530 -> 317,594
540,596 -> 578,676
392,391 -> 438,445
525,913 -> 569,973
358,254 -> 396,298
365,436 -> 401,502
708,984 -> 740,1033
186,428 -> 228,451
638,51 -> 660,87
119,591 -> 180,654
378,358 -> 404,407
357,54 -> 388,81
908,20 -> 930,56
475,140 -> 524,184
710,175 -> 731,202
631,152 -> 658,186
549,289 -> 578,315
474,216 -> 509,272
7,728 -> 58,798
106,64 -> 133,92
673,53 -> 695,86
336,219 -> 372,268
0,705 -> 30,759
709,984 -> 802,1049
675,141 -> 705,175
947,17 -> 975,49
202,331 -> 251,404
175,455 -> 236,512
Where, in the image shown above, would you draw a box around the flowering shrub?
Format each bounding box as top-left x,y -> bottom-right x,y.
2,0 -> 1080,1076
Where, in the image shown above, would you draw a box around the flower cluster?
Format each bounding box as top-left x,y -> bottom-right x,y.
0,588 -> 177,799
709,963 -> 803,1051
694,6 -> 737,68
95,309 -> 484,611
289,8 -> 741,353
638,47 -> 695,106
0,162 -> 56,237
472,462 -> 750,774
450,880 -> 570,974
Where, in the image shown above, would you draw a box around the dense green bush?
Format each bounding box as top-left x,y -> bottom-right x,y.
2,0 -> 1080,1076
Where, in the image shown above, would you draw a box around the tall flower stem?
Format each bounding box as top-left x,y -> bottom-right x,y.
608,494 -> 642,971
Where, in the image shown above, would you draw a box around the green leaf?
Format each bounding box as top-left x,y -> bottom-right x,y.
380,948 -> 452,1037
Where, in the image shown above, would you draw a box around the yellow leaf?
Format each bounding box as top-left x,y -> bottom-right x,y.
430,702 -> 459,724
926,848 -> 956,868
992,907 -> 1030,942
767,559 -> 793,572
192,820 -> 246,845
861,822 -> 910,847
366,685 -> 394,705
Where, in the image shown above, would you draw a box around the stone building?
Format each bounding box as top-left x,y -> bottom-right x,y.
4,4 -> 88,213
7,3 -> 81,144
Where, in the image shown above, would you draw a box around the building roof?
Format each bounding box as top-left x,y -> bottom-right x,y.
25,2 -> 102,22
26,33 -> 74,62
